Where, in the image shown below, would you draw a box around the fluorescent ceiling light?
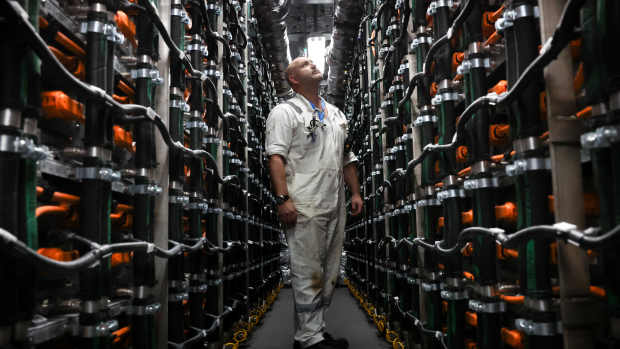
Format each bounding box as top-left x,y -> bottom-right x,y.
307,36 -> 326,75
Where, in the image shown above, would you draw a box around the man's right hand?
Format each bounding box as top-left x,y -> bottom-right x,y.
278,199 -> 298,225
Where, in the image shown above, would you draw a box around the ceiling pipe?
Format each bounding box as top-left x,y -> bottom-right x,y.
326,0 -> 363,109
253,0 -> 294,97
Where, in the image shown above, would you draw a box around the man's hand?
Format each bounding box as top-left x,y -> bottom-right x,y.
278,199 -> 298,225
350,194 -> 363,216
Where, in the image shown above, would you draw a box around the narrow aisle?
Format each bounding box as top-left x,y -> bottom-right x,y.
248,287 -> 391,349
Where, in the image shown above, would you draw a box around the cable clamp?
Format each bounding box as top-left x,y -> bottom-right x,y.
581,124 -> 620,149
414,114 -> 437,126
170,99 -> 190,112
206,3 -> 221,15
505,157 -> 551,176
204,69 -> 221,79
385,24 -> 399,37
169,195 -> 189,206
130,302 -> 161,316
127,184 -> 163,196
75,167 -> 121,182
431,91 -> 461,105
463,177 -> 499,190
188,284 -> 208,293
80,320 -> 119,338
130,68 -> 163,85
378,46 -> 390,58
495,4 -> 539,32
381,100 -> 393,109
184,120 -> 206,129
410,35 -> 433,51
415,198 -> 440,208
80,20 -> 106,34
186,201 -> 208,212
106,24 -> 125,44
441,289 -> 469,300
468,299 -> 506,313
171,8 -> 190,24
421,282 -> 440,292
514,318 -> 562,336
169,279 -> 189,289
169,292 -> 189,302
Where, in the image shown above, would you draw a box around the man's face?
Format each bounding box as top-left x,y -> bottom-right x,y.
288,57 -> 322,86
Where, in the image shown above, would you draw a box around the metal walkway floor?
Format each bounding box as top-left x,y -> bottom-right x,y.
246,287 -> 392,349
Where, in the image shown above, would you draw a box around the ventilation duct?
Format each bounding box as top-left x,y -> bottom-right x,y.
253,0 -> 293,97
326,0 -> 363,109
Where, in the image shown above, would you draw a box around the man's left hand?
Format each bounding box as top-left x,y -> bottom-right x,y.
350,194 -> 363,216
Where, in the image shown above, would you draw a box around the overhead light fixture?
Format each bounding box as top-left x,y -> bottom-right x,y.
307,36 -> 326,75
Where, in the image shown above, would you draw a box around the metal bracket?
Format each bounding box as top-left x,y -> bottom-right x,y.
468,299 -> 506,313
463,177 -> 499,190
495,4 -> 540,32
75,167 -> 122,182
0,134 -> 51,160
441,289 -> 469,300
184,120 -> 206,130
169,195 -> 189,205
130,303 -> 161,316
432,91 -> 462,105
414,114 -> 438,126
457,57 -> 491,75
80,320 -> 119,338
127,184 -> 163,196
170,99 -> 190,112
581,124 -> 620,149
437,188 -> 465,202
505,157 -> 551,176
130,68 -> 163,85
171,8 -> 190,24
169,292 -> 189,302
514,318 -> 562,336
27,315 -> 79,344
427,0 -> 454,15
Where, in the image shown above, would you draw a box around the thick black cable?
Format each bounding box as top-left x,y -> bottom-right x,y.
0,228 -> 209,272
422,0 -> 475,75
392,297 -> 448,349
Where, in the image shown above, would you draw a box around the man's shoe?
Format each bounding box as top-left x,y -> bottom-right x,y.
293,333 -> 348,349
306,340 -> 340,349
323,332 -> 349,349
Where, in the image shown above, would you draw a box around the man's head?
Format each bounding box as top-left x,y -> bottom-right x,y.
286,57 -> 323,92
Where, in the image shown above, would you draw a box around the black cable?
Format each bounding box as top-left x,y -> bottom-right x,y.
404,93 -> 497,174
139,0 -> 204,79
422,0 -> 475,75
0,228 -> 208,272
392,297 -> 448,349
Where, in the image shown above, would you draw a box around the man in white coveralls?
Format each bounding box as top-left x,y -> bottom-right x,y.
265,57 -> 363,349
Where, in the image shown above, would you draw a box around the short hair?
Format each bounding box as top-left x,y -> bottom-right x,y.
286,57 -> 305,89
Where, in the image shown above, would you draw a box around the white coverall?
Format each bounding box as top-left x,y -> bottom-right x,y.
265,94 -> 357,348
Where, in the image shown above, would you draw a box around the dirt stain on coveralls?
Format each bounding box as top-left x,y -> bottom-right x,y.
310,272 -> 322,290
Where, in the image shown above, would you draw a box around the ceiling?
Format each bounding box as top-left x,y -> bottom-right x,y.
285,0 -> 334,59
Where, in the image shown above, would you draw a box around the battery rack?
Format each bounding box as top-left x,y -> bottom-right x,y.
342,1 -> 620,349
0,0 -> 283,348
